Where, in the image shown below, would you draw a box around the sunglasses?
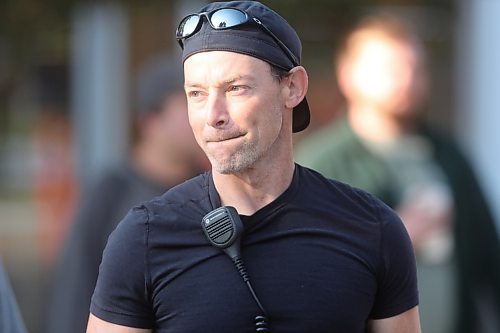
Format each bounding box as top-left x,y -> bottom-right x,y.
175,7 -> 299,67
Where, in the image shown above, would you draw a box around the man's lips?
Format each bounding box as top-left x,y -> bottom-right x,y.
206,133 -> 245,143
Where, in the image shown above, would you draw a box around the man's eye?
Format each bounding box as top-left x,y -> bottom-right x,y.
228,85 -> 247,93
188,91 -> 201,98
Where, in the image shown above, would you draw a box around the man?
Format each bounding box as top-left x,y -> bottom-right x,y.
47,53 -> 203,333
87,2 -> 421,332
296,14 -> 500,333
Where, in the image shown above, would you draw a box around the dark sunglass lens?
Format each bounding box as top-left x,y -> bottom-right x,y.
210,8 -> 247,29
177,15 -> 200,38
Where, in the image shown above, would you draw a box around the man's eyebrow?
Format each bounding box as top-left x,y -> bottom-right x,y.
184,82 -> 204,89
222,74 -> 256,85
184,75 -> 257,88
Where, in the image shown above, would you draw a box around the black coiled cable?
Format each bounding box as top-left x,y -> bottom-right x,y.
255,315 -> 271,332
233,257 -> 271,332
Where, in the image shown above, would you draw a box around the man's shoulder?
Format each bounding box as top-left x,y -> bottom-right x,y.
134,171 -> 214,226
98,173 -> 213,265
297,165 -> 386,218
297,165 -> 406,258
301,165 -> 409,243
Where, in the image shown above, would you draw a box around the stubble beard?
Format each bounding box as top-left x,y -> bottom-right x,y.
206,139 -> 261,175
203,102 -> 283,175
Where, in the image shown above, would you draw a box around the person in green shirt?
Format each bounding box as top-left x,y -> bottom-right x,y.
296,13 -> 500,333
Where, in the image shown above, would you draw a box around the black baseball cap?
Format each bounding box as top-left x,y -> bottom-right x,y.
178,0 -> 310,133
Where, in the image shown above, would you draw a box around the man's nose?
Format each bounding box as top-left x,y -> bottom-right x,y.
206,92 -> 229,128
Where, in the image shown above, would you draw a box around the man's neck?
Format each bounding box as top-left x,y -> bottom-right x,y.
212,152 -> 295,217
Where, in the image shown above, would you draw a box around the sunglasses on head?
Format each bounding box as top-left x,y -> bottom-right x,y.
175,7 -> 299,67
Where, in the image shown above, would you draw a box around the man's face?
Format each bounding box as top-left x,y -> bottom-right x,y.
340,32 -> 426,116
184,51 -> 285,174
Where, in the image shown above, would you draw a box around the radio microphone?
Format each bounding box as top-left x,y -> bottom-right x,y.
202,206 -> 243,261
202,206 -> 271,332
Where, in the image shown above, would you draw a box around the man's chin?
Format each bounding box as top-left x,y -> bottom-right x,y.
210,158 -> 250,175
211,162 -> 243,175
206,146 -> 258,175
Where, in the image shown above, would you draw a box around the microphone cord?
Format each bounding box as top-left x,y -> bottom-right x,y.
201,206 -> 271,332
232,256 -> 271,333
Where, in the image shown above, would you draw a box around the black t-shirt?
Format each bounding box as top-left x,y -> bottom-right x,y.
91,164 -> 418,332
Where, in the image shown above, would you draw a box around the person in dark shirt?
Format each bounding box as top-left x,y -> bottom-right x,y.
46,53 -> 204,333
87,2 -> 421,332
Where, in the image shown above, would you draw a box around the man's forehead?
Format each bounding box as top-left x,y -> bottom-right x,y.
184,50 -> 270,66
183,51 -> 271,82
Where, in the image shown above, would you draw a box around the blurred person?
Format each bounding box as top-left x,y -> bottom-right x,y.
46,52 -> 205,333
33,112 -> 77,265
32,64 -> 77,266
0,259 -> 28,333
87,2 -> 420,332
296,13 -> 500,333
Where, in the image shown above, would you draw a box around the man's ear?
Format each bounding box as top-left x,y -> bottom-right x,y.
284,66 -> 308,109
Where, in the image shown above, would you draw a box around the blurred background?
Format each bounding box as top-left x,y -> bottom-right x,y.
0,0 -> 498,332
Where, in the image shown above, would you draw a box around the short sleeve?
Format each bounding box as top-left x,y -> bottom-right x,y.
90,206 -> 154,328
370,201 -> 419,319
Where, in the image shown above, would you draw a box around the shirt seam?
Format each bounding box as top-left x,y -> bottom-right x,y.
143,206 -> 153,305
374,197 -> 385,284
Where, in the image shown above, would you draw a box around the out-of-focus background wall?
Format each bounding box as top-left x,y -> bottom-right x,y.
0,0 -> 497,332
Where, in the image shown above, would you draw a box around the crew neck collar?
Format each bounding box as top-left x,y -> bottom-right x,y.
207,164 -> 301,225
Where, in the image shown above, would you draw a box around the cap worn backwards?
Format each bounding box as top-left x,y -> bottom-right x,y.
179,0 -> 310,133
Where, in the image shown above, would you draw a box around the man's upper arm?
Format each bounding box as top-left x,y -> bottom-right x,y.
368,306 -> 421,333
86,314 -> 152,333
90,206 -> 154,328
